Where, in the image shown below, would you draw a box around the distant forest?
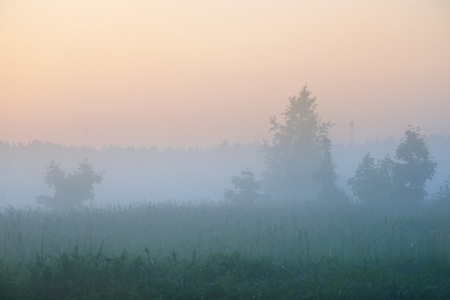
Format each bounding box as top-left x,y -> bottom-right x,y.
1,134 -> 449,207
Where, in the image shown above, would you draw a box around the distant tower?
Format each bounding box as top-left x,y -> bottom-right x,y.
350,121 -> 354,145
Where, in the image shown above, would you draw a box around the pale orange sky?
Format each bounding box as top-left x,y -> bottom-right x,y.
1,0 -> 449,148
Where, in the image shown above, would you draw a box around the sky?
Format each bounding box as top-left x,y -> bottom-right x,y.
1,0 -> 449,149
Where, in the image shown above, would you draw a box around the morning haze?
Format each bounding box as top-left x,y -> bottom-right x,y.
1,0 -> 449,149
1,2 -> 450,298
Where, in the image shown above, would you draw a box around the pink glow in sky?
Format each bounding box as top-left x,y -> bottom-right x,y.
1,1 -> 449,148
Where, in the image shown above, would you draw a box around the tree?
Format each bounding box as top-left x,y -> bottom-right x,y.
224,169 -> 268,203
377,154 -> 395,199
392,126 -> 437,202
315,135 -> 339,201
262,86 -> 333,200
36,160 -> 104,210
435,175 -> 450,202
348,153 -> 394,203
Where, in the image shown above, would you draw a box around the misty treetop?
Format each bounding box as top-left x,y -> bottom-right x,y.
260,88 -> 439,205
349,126 -> 437,203
393,126 -> 437,201
315,135 -> 343,202
348,153 -> 394,203
224,168 -> 269,203
36,159 -> 104,210
262,86 -> 335,200
2,88 -> 450,208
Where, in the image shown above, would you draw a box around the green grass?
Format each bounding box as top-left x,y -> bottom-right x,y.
1,249 -> 449,299
0,199 -> 449,298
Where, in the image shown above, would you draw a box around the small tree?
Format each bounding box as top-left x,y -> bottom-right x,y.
348,153 -> 377,202
315,135 -> 339,201
349,127 -> 436,204
224,169 -> 268,203
348,153 -> 394,203
377,154 -> 395,199
435,176 -> 450,202
36,160 -> 104,210
392,126 -> 437,202
262,86 -> 333,200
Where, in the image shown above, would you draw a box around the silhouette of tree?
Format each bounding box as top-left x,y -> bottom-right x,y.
315,136 -> 340,201
262,86 -> 333,200
36,159 -> 103,210
436,175 -> 450,202
348,153 -> 394,203
349,127 -> 437,204
224,169 -> 268,203
393,126 -> 437,202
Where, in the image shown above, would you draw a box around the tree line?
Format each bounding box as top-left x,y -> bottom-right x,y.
225,86 -> 448,206
33,86 -> 449,209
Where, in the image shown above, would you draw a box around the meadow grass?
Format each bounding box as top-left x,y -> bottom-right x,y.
0,199 -> 449,298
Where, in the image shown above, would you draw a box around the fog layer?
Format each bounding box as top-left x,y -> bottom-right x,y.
1,135 -> 449,208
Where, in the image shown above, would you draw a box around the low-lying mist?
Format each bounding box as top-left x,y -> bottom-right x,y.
1,134 -> 449,208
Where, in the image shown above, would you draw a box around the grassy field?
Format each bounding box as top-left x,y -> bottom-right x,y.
1,199 -> 449,299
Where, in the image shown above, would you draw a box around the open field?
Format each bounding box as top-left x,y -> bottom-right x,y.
1,199 -> 449,298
